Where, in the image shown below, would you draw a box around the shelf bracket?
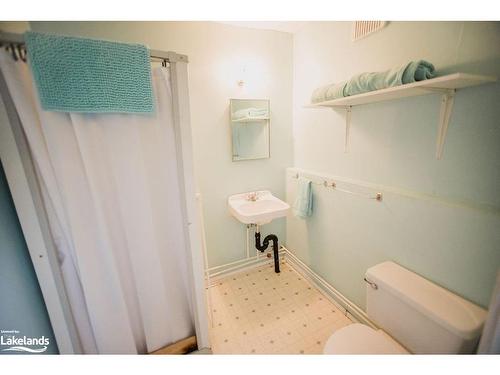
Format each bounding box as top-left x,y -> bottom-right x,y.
436,89 -> 456,160
344,106 -> 352,153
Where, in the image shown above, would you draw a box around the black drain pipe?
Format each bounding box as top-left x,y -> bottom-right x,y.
255,230 -> 280,273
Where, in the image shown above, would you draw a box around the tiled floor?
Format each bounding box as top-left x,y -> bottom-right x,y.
208,261 -> 353,354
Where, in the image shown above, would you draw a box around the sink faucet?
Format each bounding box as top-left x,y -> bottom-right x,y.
246,192 -> 258,201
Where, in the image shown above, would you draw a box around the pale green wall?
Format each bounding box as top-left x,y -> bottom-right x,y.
0,162 -> 58,354
290,21 -> 500,309
29,21 -> 294,268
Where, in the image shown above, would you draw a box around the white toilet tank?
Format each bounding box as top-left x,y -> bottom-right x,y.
365,261 -> 487,354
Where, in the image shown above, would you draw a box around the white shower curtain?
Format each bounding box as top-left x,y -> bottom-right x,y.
0,50 -> 195,354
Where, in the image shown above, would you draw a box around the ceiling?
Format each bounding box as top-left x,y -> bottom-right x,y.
217,21 -> 308,34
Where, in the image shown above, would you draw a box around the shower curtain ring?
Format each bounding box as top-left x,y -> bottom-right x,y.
17,45 -> 26,62
9,44 -> 18,61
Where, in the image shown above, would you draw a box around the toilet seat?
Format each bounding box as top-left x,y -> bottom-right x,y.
323,324 -> 409,354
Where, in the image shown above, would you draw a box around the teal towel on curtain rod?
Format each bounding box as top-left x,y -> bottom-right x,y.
25,31 -> 154,113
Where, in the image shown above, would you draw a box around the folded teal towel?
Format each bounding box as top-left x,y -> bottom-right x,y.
402,60 -> 436,84
311,81 -> 347,104
311,60 -> 436,103
293,177 -> 313,219
233,107 -> 269,120
25,31 -> 154,113
344,64 -> 408,97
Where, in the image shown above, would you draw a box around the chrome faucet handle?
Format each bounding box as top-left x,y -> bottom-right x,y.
247,192 -> 258,201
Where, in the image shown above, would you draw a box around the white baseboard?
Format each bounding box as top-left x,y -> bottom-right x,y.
282,246 -> 377,329
206,248 -> 286,285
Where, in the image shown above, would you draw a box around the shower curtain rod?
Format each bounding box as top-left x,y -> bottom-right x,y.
0,31 -> 189,63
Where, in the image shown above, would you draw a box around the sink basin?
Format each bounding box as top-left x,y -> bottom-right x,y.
228,190 -> 290,225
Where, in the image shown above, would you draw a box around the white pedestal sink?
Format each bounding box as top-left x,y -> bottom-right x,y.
228,190 -> 290,225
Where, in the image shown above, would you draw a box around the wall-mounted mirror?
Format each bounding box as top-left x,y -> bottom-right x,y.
230,99 -> 270,161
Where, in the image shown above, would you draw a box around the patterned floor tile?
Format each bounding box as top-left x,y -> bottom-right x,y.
207,262 -> 353,354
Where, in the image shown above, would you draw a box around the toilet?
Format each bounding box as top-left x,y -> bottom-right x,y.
323,261 -> 488,354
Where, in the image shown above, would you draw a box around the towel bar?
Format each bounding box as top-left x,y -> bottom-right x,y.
291,173 -> 382,202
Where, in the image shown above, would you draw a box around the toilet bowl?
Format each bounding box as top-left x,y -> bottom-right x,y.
322,261 -> 487,354
323,323 -> 408,354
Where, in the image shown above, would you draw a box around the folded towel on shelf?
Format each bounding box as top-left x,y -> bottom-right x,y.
293,177 -> 313,219
233,107 -> 268,120
401,60 -> 436,84
25,31 -> 154,113
311,60 -> 436,103
344,64 -> 408,97
311,81 -> 347,104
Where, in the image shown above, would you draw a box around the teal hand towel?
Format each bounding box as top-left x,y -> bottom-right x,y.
25,31 -> 154,113
293,177 -> 313,219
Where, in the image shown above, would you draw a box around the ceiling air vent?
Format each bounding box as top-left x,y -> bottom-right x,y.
352,21 -> 387,41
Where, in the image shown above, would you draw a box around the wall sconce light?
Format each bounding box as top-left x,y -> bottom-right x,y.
237,65 -> 247,87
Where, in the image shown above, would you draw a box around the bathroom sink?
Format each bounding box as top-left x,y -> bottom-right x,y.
228,190 -> 290,225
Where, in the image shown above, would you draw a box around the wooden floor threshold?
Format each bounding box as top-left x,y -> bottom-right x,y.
149,336 -> 198,355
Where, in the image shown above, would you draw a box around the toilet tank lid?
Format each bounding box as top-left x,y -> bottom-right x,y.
366,261 -> 487,340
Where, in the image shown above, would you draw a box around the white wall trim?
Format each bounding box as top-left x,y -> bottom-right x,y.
207,249 -> 286,283
282,246 -> 377,329
287,167 -> 500,216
